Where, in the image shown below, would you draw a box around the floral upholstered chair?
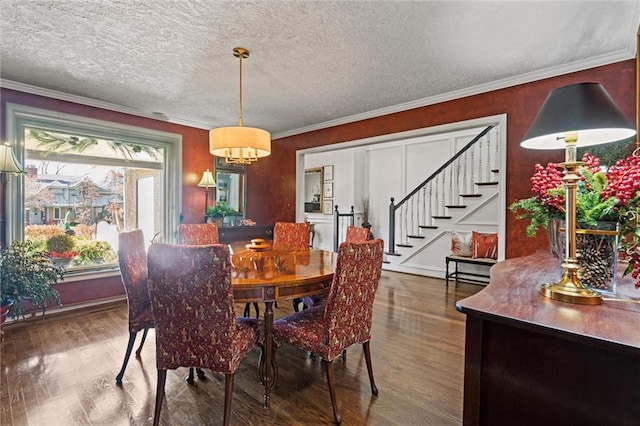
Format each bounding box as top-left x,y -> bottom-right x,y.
178,223 -> 259,319
177,223 -> 219,245
273,222 -> 311,312
345,225 -> 370,243
273,239 -> 384,424
272,221 -> 311,250
115,229 -> 154,386
147,243 -> 263,426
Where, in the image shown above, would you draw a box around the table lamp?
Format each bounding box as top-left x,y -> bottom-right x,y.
197,169 -> 216,223
521,82 -> 636,304
0,143 -> 24,248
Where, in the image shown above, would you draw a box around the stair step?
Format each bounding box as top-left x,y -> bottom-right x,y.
407,235 -> 425,239
460,194 -> 482,198
476,181 -> 499,186
396,244 -> 413,248
384,251 -> 402,257
419,225 -> 438,229
431,215 -> 452,219
445,205 -> 467,209
383,260 -> 391,264
491,169 -> 499,173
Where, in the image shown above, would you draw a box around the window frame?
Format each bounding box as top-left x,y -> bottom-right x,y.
5,103 -> 182,260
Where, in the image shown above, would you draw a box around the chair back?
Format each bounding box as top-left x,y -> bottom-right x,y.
118,229 -> 151,331
147,243 -> 243,373
322,239 -> 384,359
345,226 -> 370,243
272,222 -> 310,250
177,223 -> 219,245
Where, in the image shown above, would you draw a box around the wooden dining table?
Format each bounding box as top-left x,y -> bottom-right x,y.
228,243 -> 335,408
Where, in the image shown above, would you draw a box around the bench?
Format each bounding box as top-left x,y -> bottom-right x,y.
445,255 -> 497,287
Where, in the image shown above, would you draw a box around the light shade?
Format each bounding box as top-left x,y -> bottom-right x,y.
197,169 -> 217,188
209,126 -> 271,164
0,144 -> 22,173
521,82 -> 636,149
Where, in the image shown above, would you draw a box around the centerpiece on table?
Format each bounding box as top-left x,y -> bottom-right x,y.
510,152 -> 640,293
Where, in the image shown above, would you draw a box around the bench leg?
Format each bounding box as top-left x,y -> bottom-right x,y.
445,258 -> 450,287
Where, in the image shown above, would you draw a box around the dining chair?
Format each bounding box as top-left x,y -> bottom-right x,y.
177,223 -> 219,244
115,229 -> 154,386
345,225 -> 370,243
273,239 -> 384,424
147,243 -> 263,426
301,225 -> 372,311
178,223 -> 260,318
272,221 -> 311,250
273,222 -> 311,312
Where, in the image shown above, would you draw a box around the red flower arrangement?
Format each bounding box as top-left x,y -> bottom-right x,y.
48,251 -> 80,258
510,153 -> 640,288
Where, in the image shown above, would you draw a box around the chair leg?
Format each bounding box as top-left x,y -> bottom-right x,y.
322,359 -> 341,425
223,373 -> 235,426
196,368 -> 206,380
362,341 -> 378,396
115,331 -> 137,386
187,367 -> 195,385
135,328 -> 149,356
243,303 -> 251,318
153,369 -> 167,426
253,302 -> 260,319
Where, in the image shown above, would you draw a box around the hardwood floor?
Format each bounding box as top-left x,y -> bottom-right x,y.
0,271 -> 482,425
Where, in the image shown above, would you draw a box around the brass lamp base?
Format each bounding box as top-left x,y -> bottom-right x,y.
540,269 -> 602,305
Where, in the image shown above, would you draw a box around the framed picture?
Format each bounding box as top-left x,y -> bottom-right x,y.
323,165 -> 334,181
323,200 -> 333,215
323,182 -> 333,198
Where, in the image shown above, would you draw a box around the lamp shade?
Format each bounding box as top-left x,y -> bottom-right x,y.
197,169 -> 217,188
0,144 -> 22,173
521,82 -> 636,149
209,126 -> 271,163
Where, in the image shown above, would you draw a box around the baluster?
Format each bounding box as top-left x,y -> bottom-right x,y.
422,186 -> 427,226
448,164 -> 453,205
434,175 -> 440,216
495,126 -> 500,172
486,130 -> 492,182
403,203 -> 409,244
428,182 -> 433,226
470,146 -> 476,193
478,137 -> 484,183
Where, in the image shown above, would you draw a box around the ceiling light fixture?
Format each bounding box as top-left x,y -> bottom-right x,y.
209,47 -> 271,164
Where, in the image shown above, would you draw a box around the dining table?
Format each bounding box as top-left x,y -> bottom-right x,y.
228,242 -> 335,408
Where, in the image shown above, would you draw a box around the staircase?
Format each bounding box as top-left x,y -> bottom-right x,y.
384,125 -> 502,277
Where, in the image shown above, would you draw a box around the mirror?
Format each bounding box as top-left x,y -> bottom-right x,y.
216,171 -> 245,215
304,167 -> 323,213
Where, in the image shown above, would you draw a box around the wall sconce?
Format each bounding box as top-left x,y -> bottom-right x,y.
197,169 -> 216,223
521,82 -> 636,305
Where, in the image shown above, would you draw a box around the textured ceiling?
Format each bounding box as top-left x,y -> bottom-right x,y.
1,1 -> 639,138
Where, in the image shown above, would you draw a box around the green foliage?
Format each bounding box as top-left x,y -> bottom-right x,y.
46,234 -> 75,254
0,240 -> 63,318
206,202 -> 238,218
74,240 -> 116,265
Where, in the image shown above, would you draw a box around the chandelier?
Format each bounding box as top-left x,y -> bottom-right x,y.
209,47 -> 271,164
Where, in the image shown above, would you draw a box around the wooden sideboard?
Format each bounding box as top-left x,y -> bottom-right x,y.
218,225 -> 274,244
456,251 -> 640,426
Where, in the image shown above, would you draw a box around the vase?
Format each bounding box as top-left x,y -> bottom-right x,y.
553,220 -> 619,295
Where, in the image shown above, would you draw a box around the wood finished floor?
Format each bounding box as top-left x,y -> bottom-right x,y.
0,271 -> 481,425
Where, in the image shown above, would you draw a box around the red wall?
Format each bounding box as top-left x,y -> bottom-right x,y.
246,60 -> 636,259
1,59 -> 636,262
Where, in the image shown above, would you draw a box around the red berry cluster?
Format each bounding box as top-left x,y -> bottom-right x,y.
601,155 -> 640,206
530,162 -> 564,211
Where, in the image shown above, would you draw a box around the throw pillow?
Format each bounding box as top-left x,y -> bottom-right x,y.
450,231 -> 472,257
472,231 -> 498,259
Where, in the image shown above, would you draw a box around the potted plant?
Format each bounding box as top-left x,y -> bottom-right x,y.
206,202 -> 239,227
1,240 -> 63,320
74,240 -> 117,266
46,234 -> 79,267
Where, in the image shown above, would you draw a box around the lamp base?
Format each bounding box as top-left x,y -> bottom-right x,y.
540,270 -> 602,305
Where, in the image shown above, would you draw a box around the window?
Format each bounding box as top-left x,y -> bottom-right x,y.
5,103 -> 182,274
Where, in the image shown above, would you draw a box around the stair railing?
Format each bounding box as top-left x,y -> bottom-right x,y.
333,205 -> 355,252
387,125 -> 496,254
